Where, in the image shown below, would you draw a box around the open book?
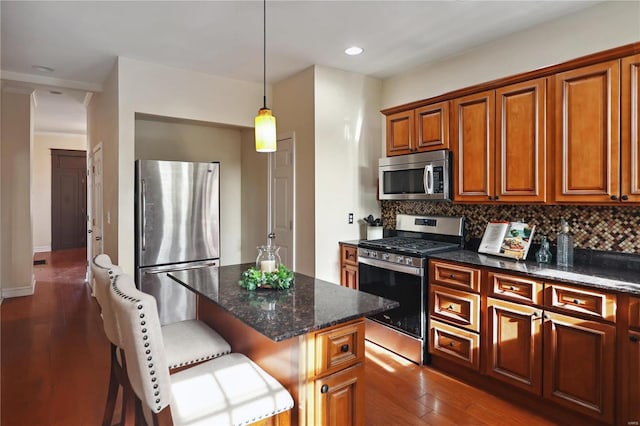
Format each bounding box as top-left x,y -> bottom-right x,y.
478,221 -> 536,260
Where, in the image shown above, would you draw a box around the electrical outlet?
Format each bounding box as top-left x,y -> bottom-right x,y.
348,213 -> 354,224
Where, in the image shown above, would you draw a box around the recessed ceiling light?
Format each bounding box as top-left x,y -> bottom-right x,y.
32,65 -> 54,73
344,46 -> 364,56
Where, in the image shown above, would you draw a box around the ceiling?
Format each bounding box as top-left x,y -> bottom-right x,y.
1,0 -> 602,135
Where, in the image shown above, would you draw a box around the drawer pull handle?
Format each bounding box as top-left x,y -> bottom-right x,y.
448,342 -> 455,347
447,304 -> 454,310
340,344 -> 350,353
509,286 -> 518,291
631,335 -> 639,343
321,384 -> 329,394
572,299 -> 584,305
449,274 -> 456,279
531,311 -> 541,320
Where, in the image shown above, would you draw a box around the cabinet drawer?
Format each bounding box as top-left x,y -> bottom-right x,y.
544,284 -> 616,322
314,320 -> 365,377
429,319 -> 480,371
340,244 -> 358,266
430,261 -> 481,292
429,285 -> 480,332
488,272 -> 543,305
630,297 -> 640,330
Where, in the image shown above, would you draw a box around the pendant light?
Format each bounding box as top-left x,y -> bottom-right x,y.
255,0 -> 277,152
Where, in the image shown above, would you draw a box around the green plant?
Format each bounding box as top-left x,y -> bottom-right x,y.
238,264 -> 294,290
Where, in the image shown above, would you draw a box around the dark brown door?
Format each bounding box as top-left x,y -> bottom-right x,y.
51,149 -> 87,250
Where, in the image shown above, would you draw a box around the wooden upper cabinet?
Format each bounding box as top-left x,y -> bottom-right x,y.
452,90 -> 495,202
415,101 -> 449,151
553,60 -> 621,203
495,78 -> 547,203
386,110 -> 414,156
385,102 -> 449,156
621,54 -> 640,203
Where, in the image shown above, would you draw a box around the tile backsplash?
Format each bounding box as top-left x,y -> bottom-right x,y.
381,201 -> 640,254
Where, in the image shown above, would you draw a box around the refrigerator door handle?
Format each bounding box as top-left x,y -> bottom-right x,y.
143,261 -> 218,275
141,179 -> 147,251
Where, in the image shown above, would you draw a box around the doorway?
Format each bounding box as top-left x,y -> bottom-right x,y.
270,134 -> 295,269
51,149 -> 87,250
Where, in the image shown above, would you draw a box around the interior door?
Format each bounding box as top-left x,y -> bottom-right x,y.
271,134 -> 295,269
51,149 -> 87,250
90,144 -> 104,256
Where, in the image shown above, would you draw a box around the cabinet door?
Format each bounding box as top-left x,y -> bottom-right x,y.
621,54 -> 640,203
386,110 -> 414,156
543,311 -> 615,424
553,60 -> 620,203
627,330 -> 640,426
341,265 -> 358,290
315,363 -> 364,426
415,101 -> 449,151
486,298 -> 542,395
452,90 -> 495,202
495,78 -> 546,202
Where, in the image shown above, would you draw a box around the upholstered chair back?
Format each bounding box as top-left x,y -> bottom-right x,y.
109,273 -> 172,414
91,254 -> 124,346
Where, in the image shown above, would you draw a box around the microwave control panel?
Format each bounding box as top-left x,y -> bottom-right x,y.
433,166 -> 444,193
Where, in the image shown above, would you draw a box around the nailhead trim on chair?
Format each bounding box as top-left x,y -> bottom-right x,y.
112,280 -> 165,413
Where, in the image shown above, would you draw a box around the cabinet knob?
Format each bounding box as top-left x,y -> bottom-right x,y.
321,384 -> 329,394
340,344 -> 350,353
494,195 -> 500,201
622,195 -> 629,201
488,196 -> 493,201
449,274 -> 456,279
611,195 -> 618,200
448,342 -> 455,347
509,285 -> 518,291
447,304 -> 454,310
572,299 -> 584,305
631,335 -> 639,343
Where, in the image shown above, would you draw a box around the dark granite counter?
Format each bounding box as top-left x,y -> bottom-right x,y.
168,263 -> 399,342
339,239 -> 364,246
430,250 -> 640,296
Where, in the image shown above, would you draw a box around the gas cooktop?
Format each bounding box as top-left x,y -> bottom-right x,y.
359,237 -> 459,257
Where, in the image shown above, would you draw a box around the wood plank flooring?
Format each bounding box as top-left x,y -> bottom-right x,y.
2,249 -> 559,425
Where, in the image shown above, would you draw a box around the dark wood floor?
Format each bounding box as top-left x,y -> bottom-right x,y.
1,249 -> 559,425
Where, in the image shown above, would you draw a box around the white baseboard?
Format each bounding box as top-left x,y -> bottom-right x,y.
2,277 -> 36,298
34,245 -> 52,253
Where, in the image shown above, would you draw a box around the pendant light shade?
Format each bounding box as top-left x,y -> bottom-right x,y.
255,107 -> 277,152
255,0 -> 276,152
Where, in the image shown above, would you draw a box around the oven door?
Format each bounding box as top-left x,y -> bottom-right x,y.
357,257 -> 424,340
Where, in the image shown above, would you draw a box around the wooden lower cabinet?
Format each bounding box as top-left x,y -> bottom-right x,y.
429,319 -> 480,371
339,243 -> 358,289
543,311 -> 616,424
486,298 -> 543,394
627,330 -> 640,426
314,363 -> 364,426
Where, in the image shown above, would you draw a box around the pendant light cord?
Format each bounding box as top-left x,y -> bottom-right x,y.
263,0 -> 267,109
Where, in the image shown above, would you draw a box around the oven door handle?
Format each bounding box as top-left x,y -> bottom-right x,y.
358,256 -> 423,276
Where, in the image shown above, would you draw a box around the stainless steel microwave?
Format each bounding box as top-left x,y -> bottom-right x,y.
378,150 -> 452,201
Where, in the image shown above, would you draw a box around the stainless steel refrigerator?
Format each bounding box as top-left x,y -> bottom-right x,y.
135,159 -> 220,325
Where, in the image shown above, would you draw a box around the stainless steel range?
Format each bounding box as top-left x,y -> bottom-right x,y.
358,214 -> 464,364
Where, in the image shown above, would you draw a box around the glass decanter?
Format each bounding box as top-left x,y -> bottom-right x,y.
256,233 -> 282,273
535,235 -> 552,264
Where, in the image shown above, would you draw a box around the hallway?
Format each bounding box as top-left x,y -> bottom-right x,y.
1,248 -> 110,425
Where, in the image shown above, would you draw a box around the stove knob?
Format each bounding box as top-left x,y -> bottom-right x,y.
382,253 -> 390,261
396,256 -> 404,264
371,251 -> 378,258
405,258 -> 413,265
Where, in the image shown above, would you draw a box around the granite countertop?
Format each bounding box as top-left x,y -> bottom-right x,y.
430,250 -> 640,296
168,263 -> 399,342
339,239 -> 365,246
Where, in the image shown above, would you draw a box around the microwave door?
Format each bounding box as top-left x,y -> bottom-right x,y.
424,164 -> 434,195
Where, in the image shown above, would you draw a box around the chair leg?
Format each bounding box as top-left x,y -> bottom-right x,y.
102,343 -> 120,426
119,349 -> 137,426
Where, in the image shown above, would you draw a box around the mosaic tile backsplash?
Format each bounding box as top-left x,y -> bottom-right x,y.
381,202 -> 640,254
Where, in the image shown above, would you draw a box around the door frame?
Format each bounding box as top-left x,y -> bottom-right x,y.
86,143 -> 104,289
270,132 -> 296,270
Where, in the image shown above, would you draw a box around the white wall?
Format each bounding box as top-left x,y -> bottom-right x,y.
314,66 -> 382,283
32,133 -> 87,251
1,88 -> 35,297
273,67 -> 316,276
115,57 -> 266,274
135,118 -> 246,265
382,1 -> 640,109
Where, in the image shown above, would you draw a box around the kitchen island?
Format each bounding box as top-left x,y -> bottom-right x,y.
168,263 -> 398,426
